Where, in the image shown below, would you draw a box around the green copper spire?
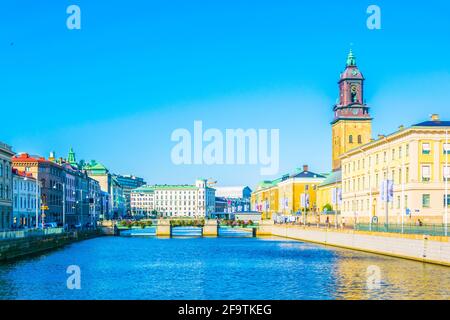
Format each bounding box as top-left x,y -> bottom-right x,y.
68,147 -> 77,166
346,49 -> 356,67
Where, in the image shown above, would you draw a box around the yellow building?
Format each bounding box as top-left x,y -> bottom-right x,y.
318,50 -> 372,213
340,114 -> 450,225
251,165 -> 326,220
316,170 -> 342,212
331,49 -> 372,171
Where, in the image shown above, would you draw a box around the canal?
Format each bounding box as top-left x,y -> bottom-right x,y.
0,236 -> 449,300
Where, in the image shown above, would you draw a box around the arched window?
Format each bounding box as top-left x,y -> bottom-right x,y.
349,135 -> 353,144
358,135 -> 362,144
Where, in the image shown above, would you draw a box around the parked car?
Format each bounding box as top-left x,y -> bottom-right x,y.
44,222 -> 58,228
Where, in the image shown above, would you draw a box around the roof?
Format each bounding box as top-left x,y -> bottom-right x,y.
290,169 -> 326,179
83,160 -> 109,173
341,116 -> 450,158
0,141 -> 14,155
318,170 -> 342,187
412,120 -> 450,127
12,153 -> 56,165
254,167 -> 325,193
215,186 -> 252,198
132,184 -> 199,193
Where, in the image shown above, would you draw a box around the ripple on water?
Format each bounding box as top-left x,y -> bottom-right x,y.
0,236 -> 449,300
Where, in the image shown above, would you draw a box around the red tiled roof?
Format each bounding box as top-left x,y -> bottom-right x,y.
12,153 -> 56,165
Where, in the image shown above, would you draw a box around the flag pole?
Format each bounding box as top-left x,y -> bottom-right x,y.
445,129 -> 448,237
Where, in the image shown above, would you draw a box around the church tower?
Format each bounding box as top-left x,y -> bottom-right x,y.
331,50 -> 372,171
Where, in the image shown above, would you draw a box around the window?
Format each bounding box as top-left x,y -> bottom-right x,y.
444,195 -> 450,208
406,167 -> 410,182
422,194 -> 431,208
422,143 -> 431,155
406,144 -> 409,157
399,146 -> 402,159
421,165 -> 431,182
444,166 -> 450,181
358,135 -> 362,144
349,135 -> 353,144
444,143 -> 450,155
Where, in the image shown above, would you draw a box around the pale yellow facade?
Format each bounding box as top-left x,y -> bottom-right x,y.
341,120 -> 450,225
316,183 -> 335,211
251,166 -> 326,220
332,119 -> 372,171
277,177 -> 324,215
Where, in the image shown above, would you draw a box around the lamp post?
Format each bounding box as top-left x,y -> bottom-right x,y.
401,146 -> 406,234
445,129 -> 448,237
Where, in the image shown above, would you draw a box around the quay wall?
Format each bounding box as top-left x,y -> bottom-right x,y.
0,229 -> 102,262
266,224 -> 450,266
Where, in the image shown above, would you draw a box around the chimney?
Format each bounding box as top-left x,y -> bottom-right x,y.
303,164 -> 309,172
378,134 -> 385,140
398,125 -> 405,131
431,114 -> 440,121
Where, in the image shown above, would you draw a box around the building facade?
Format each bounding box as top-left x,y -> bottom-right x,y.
214,186 -> 252,214
317,50 -> 372,215
114,174 -> 146,216
12,153 -> 64,226
130,179 -> 216,217
12,169 -> 40,228
341,115 -> 450,225
84,160 -> 125,219
331,49 -> 372,171
252,165 -> 326,220
0,142 -> 14,230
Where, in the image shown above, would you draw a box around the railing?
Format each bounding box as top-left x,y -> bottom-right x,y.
0,228 -> 64,241
355,223 -> 449,237
0,141 -> 12,152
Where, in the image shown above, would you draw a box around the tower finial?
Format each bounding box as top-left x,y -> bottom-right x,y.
68,147 -> 77,166
346,48 -> 356,67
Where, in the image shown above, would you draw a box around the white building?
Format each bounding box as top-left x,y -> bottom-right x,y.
0,141 -> 14,230
12,169 -> 40,228
131,179 -> 216,217
214,186 -> 252,199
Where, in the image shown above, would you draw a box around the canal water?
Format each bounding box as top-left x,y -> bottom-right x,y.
0,236 -> 449,300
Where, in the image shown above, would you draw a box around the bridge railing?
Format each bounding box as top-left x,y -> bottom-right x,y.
0,228 -> 64,241
355,223 -> 449,237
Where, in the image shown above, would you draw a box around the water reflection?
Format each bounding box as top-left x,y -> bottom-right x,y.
0,237 -> 449,300
331,250 -> 450,299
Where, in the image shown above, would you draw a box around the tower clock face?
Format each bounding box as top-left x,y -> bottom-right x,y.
351,85 -> 357,93
352,69 -> 358,76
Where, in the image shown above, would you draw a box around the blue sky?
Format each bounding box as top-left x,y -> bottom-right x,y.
1,0 -> 449,187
